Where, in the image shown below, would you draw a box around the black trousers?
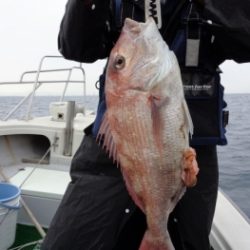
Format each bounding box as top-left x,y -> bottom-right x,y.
41,131 -> 218,250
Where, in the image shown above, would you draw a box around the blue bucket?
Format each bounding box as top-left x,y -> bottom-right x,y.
0,182 -> 20,210
0,182 -> 20,250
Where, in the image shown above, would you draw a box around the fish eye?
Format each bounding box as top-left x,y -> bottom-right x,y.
114,55 -> 125,70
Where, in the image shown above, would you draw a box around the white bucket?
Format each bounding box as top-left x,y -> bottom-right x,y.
0,182 -> 20,250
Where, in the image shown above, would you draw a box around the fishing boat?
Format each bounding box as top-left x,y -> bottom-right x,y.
0,56 -> 250,250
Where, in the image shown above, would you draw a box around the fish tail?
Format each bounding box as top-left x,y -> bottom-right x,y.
139,230 -> 174,250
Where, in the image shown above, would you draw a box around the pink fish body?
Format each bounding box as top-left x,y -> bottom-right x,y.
98,18 -> 199,250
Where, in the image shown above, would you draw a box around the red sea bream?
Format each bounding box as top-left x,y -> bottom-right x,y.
98,18 -> 199,250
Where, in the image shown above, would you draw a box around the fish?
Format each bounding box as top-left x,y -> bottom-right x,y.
98,17 -> 199,250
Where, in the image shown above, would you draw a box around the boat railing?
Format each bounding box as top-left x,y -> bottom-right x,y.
0,55 -> 86,121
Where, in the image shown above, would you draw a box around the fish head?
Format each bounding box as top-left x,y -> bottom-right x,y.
106,18 -> 182,100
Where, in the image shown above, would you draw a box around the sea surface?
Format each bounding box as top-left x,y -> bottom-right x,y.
0,94 -> 250,219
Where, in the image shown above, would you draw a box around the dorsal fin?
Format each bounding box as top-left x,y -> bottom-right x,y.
97,113 -> 119,164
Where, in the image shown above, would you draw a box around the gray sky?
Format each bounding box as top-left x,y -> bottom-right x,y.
0,0 -> 250,96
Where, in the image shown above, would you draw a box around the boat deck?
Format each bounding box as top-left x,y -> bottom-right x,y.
10,166 -> 70,200
9,224 -> 43,250
5,164 -> 71,228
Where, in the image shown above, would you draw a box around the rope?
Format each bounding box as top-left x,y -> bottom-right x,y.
8,239 -> 43,250
18,136 -> 58,188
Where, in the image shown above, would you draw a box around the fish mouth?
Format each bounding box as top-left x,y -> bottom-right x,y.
123,18 -> 142,36
123,17 -> 156,35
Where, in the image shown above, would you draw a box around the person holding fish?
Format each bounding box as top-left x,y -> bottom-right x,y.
42,0 -> 232,249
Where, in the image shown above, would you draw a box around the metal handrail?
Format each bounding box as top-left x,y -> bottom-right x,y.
0,80 -> 84,85
0,55 -> 86,121
3,83 -> 42,121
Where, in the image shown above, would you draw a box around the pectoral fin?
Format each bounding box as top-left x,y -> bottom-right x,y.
181,147 -> 199,187
182,100 -> 193,137
97,112 -> 118,164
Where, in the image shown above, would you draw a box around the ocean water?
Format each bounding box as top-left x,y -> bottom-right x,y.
217,94 -> 250,219
0,94 -> 249,219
